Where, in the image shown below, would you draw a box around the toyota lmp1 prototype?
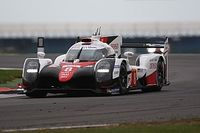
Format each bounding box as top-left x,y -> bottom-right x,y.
21,30 -> 170,98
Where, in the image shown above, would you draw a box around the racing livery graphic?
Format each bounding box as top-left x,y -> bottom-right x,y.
21,29 -> 170,97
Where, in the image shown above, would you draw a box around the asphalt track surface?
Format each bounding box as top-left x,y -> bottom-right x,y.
0,54 -> 200,130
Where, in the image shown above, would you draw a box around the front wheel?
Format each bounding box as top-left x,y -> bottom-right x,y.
118,62 -> 128,95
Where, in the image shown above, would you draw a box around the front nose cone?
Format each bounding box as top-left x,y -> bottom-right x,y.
38,66 -> 61,88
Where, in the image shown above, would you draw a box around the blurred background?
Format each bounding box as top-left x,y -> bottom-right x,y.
0,0 -> 200,54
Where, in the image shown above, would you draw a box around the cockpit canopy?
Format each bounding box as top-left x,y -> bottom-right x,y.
65,40 -> 115,62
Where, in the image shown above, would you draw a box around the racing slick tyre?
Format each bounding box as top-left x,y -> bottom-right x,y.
26,90 -> 47,98
118,62 -> 128,95
155,59 -> 165,91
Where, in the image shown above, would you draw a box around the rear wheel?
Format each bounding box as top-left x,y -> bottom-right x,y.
155,59 -> 164,91
118,62 -> 128,95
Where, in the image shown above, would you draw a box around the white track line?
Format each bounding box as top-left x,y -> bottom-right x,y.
2,124 -> 119,132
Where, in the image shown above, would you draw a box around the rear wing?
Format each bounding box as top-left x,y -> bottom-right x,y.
100,36 -> 122,57
122,37 -> 169,55
78,35 -> 122,57
78,27 -> 122,57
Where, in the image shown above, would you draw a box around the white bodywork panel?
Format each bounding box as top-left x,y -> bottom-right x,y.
131,66 -> 147,79
112,58 -> 130,79
39,58 -> 52,72
54,54 -> 66,66
138,54 -> 163,77
112,59 -> 122,79
108,36 -> 122,57
22,58 -> 52,78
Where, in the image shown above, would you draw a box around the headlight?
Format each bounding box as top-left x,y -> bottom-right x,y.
27,69 -> 38,73
96,60 -> 112,82
97,69 -> 109,73
97,61 -> 110,70
23,59 -> 40,83
26,61 -> 39,73
27,61 -> 39,69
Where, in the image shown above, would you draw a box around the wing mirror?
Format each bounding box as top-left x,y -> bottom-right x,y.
37,52 -> 45,59
124,51 -> 134,58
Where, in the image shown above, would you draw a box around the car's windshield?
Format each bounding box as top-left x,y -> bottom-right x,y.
65,48 -> 107,62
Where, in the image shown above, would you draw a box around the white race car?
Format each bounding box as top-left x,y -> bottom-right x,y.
21,29 -> 170,97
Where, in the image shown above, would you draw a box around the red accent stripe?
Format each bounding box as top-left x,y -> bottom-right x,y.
61,62 -> 96,67
146,71 -> 157,85
131,69 -> 137,87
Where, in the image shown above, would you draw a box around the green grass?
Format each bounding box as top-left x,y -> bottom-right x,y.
0,78 -> 21,88
0,70 -> 22,84
2,119 -> 200,133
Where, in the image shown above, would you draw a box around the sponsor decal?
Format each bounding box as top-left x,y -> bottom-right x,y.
110,43 -> 119,50
111,88 -> 120,94
138,69 -> 143,72
150,59 -> 157,62
114,71 -> 119,75
59,66 -> 78,82
83,46 -> 97,49
59,62 -> 96,82
107,88 -> 120,95
113,66 -> 120,79
150,63 -> 157,69
114,65 -> 120,68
